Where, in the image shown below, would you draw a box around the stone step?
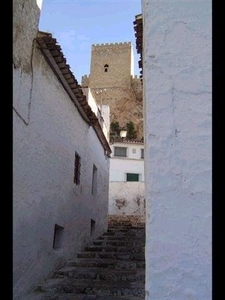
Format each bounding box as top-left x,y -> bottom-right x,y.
107,225 -> 133,230
53,266 -> 145,281
108,225 -> 145,229
23,292 -> 144,300
36,278 -> 145,297
108,224 -> 138,227
23,219 -> 146,300
103,231 -> 145,237
98,235 -> 145,241
93,240 -> 145,246
77,251 -> 145,260
107,227 -> 145,232
67,258 -> 145,269
84,245 -> 144,253
108,223 -> 145,228
108,219 -> 133,224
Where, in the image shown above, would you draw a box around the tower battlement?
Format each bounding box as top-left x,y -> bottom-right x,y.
89,41 -> 133,88
92,42 -> 131,48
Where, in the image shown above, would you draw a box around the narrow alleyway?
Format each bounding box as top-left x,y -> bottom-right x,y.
23,215 -> 145,300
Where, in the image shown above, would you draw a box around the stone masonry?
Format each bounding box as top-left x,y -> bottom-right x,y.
81,43 -> 143,140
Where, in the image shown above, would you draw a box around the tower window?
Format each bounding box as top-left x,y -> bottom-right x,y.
104,64 -> 109,72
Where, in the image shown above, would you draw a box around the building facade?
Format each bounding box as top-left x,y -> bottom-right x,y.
109,141 -> 145,216
13,1 -> 111,298
139,1 -> 212,299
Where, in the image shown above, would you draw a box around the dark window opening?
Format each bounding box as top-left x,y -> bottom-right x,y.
126,173 -> 139,182
114,146 -> 127,157
53,224 -> 64,250
74,152 -> 81,185
92,164 -> 98,195
141,148 -> 144,159
104,64 -> 109,72
91,219 -> 96,236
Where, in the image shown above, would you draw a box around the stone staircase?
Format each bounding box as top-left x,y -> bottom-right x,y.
24,215 -> 145,300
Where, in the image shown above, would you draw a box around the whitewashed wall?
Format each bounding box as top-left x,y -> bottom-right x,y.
109,182 -> 145,215
110,158 -> 144,182
86,88 -> 109,141
110,142 -> 145,181
13,1 -> 109,298
101,105 -> 110,141
142,1 -> 212,299
109,142 -> 145,215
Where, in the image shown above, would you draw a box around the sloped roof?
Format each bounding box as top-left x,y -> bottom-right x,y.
36,31 -> 111,156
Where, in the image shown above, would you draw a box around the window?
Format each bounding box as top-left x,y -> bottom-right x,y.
91,219 -> 96,236
74,152 -> 81,185
141,148 -> 144,159
104,64 -> 109,72
114,147 -> 127,157
126,173 -> 139,182
132,149 -> 136,154
53,224 -> 64,250
92,164 -> 98,195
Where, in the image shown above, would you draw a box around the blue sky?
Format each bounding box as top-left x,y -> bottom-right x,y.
39,0 -> 142,84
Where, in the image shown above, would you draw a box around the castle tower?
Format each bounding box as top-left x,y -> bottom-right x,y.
81,42 -> 143,140
89,42 -> 134,89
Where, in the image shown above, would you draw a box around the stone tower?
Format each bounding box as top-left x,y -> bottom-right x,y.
90,42 -> 133,88
81,42 -> 143,140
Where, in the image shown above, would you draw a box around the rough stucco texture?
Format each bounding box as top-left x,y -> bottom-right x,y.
13,4 -> 110,296
143,1 -> 212,299
108,182 -> 145,215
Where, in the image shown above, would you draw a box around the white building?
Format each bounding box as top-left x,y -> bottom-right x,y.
13,1 -> 111,298
109,140 -> 145,215
136,1 -> 212,299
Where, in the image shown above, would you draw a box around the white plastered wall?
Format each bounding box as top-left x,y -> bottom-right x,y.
108,182 -> 145,215
142,0 -> 212,299
13,1 -> 109,298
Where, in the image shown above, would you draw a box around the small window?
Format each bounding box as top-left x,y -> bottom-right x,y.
141,149 -> 144,159
104,64 -> 109,72
126,173 -> 139,182
132,149 -> 136,154
114,147 -> 127,157
92,164 -> 98,195
74,152 -> 81,185
91,219 -> 96,236
53,224 -> 64,250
